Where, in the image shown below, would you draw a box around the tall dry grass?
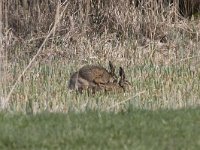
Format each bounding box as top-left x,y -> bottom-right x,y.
2,0 -> 199,63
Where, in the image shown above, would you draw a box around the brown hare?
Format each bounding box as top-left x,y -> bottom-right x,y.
78,61 -> 117,85
100,67 -> 132,93
68,61 -> 117,93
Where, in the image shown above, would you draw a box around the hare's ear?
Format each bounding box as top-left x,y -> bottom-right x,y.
109,61 -> 115,75
119,67 -> 125,81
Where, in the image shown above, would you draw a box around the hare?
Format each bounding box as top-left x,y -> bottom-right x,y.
78,61 -> 117,85
100,67 -> 132,93
68,61 -> 117,93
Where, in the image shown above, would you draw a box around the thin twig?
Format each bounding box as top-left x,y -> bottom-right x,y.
107,91 -> 146,110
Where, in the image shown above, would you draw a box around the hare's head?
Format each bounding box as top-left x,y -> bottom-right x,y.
99,67 -> 132,93
118,67 -> 132,92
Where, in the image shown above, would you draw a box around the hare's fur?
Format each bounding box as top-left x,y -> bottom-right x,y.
68,61 -> 116,93
78,61 -> 117,85
68,71 -> 102,93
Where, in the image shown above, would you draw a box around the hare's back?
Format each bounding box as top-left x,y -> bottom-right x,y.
79,65 -> 111,82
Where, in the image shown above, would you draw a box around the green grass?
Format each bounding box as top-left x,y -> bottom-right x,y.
2,60 -> 200,113
0,108 -> 200,150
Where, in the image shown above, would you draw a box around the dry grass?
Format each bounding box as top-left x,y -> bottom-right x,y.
1,0 -> 200,113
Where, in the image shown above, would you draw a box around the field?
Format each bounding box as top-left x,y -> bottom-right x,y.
1,108 -> 200,150
1,60 -> 200,113
1,0 -> 200,149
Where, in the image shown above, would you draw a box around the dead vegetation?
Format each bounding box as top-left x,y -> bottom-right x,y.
1,0 -> 199,64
